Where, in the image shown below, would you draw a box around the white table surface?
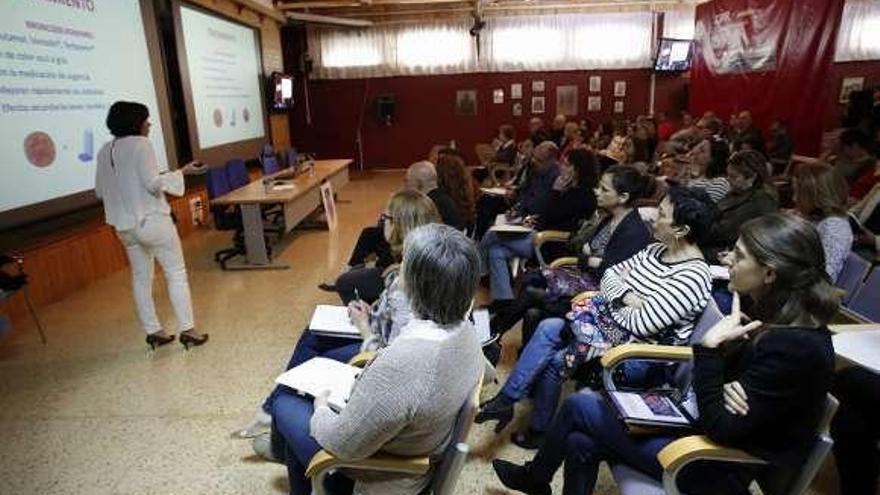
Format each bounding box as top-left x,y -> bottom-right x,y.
833,330 -> 880,374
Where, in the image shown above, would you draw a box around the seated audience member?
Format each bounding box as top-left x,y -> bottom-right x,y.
830,128 -> 876,185
477,187 -> 716,447
494,124 -> 518,166
682,117 -> 731,202
850,169 -> 880,255
493,213 -> 838,495
668,112 -> 701,151
323,189 -> 441,305
406,160 -> 462,229
603,121 -> 635,165
435,151 -> 475,234
240,190 -> 441,440
560,122 -> 586,160
793,163 -> 853,281
832,366 -> 880,495
731,110 -> 765,154
269,224 -> 485,495
632,115 -> 657,163
475,141 -> 561,240
766,119 -> 794,174
489,165 -> 653,342
479,147 -> 590,303
703,150 -> 779,261
520,117 -> 549,159
655,111 -> 677,143
551,114 -> 567,148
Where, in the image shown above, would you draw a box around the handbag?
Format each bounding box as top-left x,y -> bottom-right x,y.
561,293 -> 631,377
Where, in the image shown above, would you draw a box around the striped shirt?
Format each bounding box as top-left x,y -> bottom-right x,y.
688,177 -> 731,203
600,243 -> 712,345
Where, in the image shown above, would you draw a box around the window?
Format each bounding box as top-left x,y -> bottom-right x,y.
396,27 -> 471,68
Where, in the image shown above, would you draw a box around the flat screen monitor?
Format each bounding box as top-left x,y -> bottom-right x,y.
270,72 -> 294,111
655,38 -> 693,72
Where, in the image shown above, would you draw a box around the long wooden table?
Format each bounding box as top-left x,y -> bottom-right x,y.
211,159 -> 352,269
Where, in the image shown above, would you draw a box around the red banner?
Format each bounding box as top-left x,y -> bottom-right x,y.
691,0 -> 844,155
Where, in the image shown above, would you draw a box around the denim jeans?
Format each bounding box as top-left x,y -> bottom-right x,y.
271,391 -> 354,495
480,230 -> 535,300
500,318 -> 660,433
262,329 -> 361,414
500,317 -> 568,431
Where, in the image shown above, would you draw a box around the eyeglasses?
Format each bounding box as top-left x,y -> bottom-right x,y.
379,213 -> 393,224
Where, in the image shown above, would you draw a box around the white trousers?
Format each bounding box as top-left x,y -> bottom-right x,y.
116,214 -> 195,335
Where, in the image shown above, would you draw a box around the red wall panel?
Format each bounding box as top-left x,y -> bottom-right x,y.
291,70 -> 689,169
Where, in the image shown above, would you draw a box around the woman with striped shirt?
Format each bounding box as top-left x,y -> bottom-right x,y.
476,187 -> 716,447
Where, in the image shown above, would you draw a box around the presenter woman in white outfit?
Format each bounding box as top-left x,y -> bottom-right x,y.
95,101 -> 208,350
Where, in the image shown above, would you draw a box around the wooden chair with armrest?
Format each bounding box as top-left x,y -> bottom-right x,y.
598,305 -> 839,495
305,352 -> 483,495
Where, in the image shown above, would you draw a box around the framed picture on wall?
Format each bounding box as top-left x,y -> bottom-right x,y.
513,102 -> 523,116
614,81 -> 627,98
531,96 -> 546,114
493,89 -> 505,104
556,85 -> 578,116
587,96 -> 601,112
455,89 -> 477,116
839,77 -> 865,103
589,76 -> 601,92
532,80 -> 545,92
614,100 -> 624,114
511,83 -> 522,99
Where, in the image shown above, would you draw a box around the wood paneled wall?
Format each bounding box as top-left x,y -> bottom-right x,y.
1,187 -> 209,320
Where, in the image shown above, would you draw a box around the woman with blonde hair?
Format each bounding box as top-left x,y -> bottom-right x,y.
236,190 -> 440,439
793,162 -> 853,281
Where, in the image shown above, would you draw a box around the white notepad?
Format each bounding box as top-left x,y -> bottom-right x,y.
469,308 -> 491,344
309,305 -> 362,339
275,357 -> 362,411
481,187 -> 509,197
709,265 -> 730,280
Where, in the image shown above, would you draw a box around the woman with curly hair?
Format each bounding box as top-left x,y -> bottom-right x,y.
436,151 -> 475,233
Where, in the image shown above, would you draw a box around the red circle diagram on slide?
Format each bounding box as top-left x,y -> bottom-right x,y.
213,108 -> 223,128
242,108 -> 250,123
24,131 -> 56,168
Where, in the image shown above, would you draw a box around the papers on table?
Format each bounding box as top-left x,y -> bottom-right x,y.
833,330 -> 880,374
271,183 -> 295,191
709,265 -> 730,280
606,390 -> 695,429
309,305 -> 362,339
480,187 -> 509,197
275,357 -> 361,411
490,213 -> 531,234
469,308 -> 491,344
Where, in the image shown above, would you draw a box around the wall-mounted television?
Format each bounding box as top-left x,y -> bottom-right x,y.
270,72 -> 294,111
655,38 -> 693,72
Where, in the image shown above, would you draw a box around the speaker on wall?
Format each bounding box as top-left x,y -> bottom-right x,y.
376,94 -> 395,126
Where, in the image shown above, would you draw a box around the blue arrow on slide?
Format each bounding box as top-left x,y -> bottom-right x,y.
78,129 -> 93,162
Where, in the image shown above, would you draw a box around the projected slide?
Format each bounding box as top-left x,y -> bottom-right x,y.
0,0 -> 169,214
179,6 -> 265,150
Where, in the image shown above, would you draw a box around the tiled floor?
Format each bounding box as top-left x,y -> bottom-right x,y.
0,170 -> 839,495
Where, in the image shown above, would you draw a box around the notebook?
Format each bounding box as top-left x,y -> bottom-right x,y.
480,187 -> 509,197
490,214 -> 531,234
309,305 -> 362,339
468,308 -> 492,344
275,357 -> 362,411
605,389 -> 697,430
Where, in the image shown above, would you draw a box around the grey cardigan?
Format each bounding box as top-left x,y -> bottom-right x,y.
310,318 -> 484,495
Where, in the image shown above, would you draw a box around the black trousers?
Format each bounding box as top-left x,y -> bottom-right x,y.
347,225 -> 393,269
831,366 -> 880,495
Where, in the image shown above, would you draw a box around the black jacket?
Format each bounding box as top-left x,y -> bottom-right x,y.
576,209 -> 652,278
704,188 -> 778,261
693,326 -> 834,468
428,188 -> 464,231
538,186 -> 597,233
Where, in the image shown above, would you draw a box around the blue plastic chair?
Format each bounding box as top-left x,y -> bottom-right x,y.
286,148 -> 299,171
226,159 -> 250,189
836,251 -> 871,305
260,145 -> 281,175
847,266 -> 880,322
206,166 -> 245,267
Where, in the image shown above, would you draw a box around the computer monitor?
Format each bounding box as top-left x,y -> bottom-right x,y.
655,38 -> 693,72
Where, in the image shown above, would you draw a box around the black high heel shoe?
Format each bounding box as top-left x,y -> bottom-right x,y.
475,395 -> 514,433
146,333 -> 175,350
179,332 -> 209,350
